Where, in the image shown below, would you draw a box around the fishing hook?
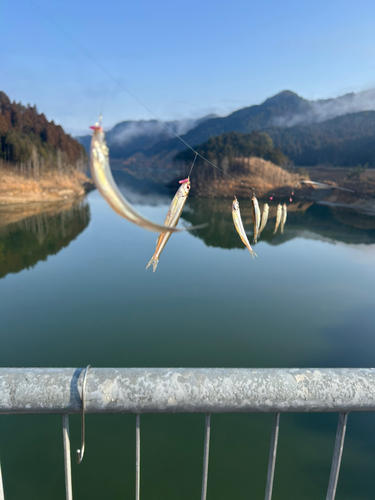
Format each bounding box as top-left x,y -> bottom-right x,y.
76,365 -> 91,464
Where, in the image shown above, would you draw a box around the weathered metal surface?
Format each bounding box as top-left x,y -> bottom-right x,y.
0,368 -> 375,414
201,414 -> 211,500
264,413 -> 280,500
326,412 -> 348,500
62,415 -> 73,500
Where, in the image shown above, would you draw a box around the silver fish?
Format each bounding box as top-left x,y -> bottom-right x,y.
258,203 -> 269,237
280,203 -> 287,234
90,124 -> 200,233
252,196 -> 261,243
232,197 -> 257,258
273,204 -> 282,234
146,180 -> 191,272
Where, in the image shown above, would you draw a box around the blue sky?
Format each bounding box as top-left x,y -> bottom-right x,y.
1,0 -> 375,135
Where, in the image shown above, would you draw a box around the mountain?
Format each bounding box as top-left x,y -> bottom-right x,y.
76,114 -> 218,158
0,91 -> 86,172
147,89 -> 375,157
78,89 -> 375,175
265,111 -> 375,166
178,110 -> 375,169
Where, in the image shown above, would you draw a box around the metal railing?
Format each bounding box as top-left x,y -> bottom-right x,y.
0,367 -> 375,500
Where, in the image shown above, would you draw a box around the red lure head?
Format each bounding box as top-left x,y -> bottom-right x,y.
179,178 -> 189,184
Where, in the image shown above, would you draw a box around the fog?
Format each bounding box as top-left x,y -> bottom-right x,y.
272,88 -> 375,128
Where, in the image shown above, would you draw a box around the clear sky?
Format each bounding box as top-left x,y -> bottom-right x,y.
1,0 -> 375,135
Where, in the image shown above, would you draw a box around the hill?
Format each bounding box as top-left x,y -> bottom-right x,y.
80,89 -> 375,178
0,91 -> 87,174
265,111 -> 375,166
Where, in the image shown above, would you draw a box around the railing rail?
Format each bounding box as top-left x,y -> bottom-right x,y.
0,367 -> 374,500
1,367 -> 375,414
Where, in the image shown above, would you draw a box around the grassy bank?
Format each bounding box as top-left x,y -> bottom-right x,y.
0,165 -> 94,205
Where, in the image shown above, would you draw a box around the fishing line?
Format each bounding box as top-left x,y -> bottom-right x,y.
36,5 -> 247,188
188,153 -> 198,178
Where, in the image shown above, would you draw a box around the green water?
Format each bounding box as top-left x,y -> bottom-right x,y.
1,179 -> 375,499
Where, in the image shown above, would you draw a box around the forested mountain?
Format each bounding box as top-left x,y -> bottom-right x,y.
176,131 -> 288,167
177,111 -> 375,168
0,91 -> 87,174
76,89 -> 375,171
265,111 -> 375,166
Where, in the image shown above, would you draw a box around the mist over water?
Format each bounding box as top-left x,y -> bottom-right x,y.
1,176 -> 375,499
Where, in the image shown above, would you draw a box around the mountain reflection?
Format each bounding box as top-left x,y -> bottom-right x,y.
181,199 -> 375,249
0,200 -> 90,279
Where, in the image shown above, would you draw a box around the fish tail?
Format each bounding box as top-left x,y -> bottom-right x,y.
248,247 -> 257,259
146,257 -> 159,272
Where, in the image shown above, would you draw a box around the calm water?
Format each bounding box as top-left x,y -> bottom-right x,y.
1,175 -> 375,499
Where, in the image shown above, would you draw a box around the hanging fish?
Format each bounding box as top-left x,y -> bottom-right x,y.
146,179 -> 191,272
258,203 -> 269,237
280,203 -> 287,234
232,197 -> 257,258
90,124 -> 201,234
252,195 -> 261,243
273,204 -> 282,234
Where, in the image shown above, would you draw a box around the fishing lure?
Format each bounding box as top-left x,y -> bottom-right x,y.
146,179 -> 191,272
90,124 -> 201,234
232,197 -> 257,258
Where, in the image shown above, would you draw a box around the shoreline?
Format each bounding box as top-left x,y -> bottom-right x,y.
0,168 -> 95,205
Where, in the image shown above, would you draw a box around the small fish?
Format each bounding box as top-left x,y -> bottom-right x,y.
232,197 -> 257,258
146,179 -> 191,272
90,124 -> 200,234
273,204 -> 282,234
280,203 -> 287,234
258,203 -> 269,237
252,195 -> 261,243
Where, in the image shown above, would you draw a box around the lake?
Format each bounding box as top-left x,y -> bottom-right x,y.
1,173 -> 375,499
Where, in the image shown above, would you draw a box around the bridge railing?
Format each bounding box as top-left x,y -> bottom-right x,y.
1,367 -> 375,500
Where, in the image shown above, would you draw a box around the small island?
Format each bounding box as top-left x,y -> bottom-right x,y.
0,91 -> 93,204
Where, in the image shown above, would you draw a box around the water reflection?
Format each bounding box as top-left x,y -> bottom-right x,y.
181,198 -> 375,249
0,200 -> 90,279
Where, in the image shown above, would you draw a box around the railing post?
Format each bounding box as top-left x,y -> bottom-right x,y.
136,414 -> 140,500
326,412 -> 348,500
0,456 -> 4,500
62,415 -> 73,500
201,413 -> 211,500
264,413 -> 280,500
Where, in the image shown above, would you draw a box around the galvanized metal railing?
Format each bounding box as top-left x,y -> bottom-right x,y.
1,367 -> 375,500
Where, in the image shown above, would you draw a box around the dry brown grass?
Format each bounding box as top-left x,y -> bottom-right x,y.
0,164 -> 93,204
191,156 -> 301,198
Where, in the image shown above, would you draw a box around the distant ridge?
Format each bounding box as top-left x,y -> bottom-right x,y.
78,88 -> 375,170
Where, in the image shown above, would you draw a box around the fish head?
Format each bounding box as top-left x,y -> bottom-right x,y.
178,178 -> 191,197
232,197 -> 239,211
264,203 -> 269,212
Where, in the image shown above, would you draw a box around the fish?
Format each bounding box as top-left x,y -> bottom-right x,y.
252,196 -> 261,243
258,203 -> 269,237
90,124 -> 202,234
273,204 -> 282,234
232,197 -> 257,258
146,179 -> 191,272
280,203 -> 287,234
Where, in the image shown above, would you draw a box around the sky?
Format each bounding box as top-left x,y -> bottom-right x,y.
1,0 -> 375,135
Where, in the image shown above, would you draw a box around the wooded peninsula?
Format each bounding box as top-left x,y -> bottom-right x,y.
0,91 -> 92,204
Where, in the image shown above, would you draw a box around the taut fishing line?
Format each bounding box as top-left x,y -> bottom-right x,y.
34,5 -> 246,188
188,153 -> 198,178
